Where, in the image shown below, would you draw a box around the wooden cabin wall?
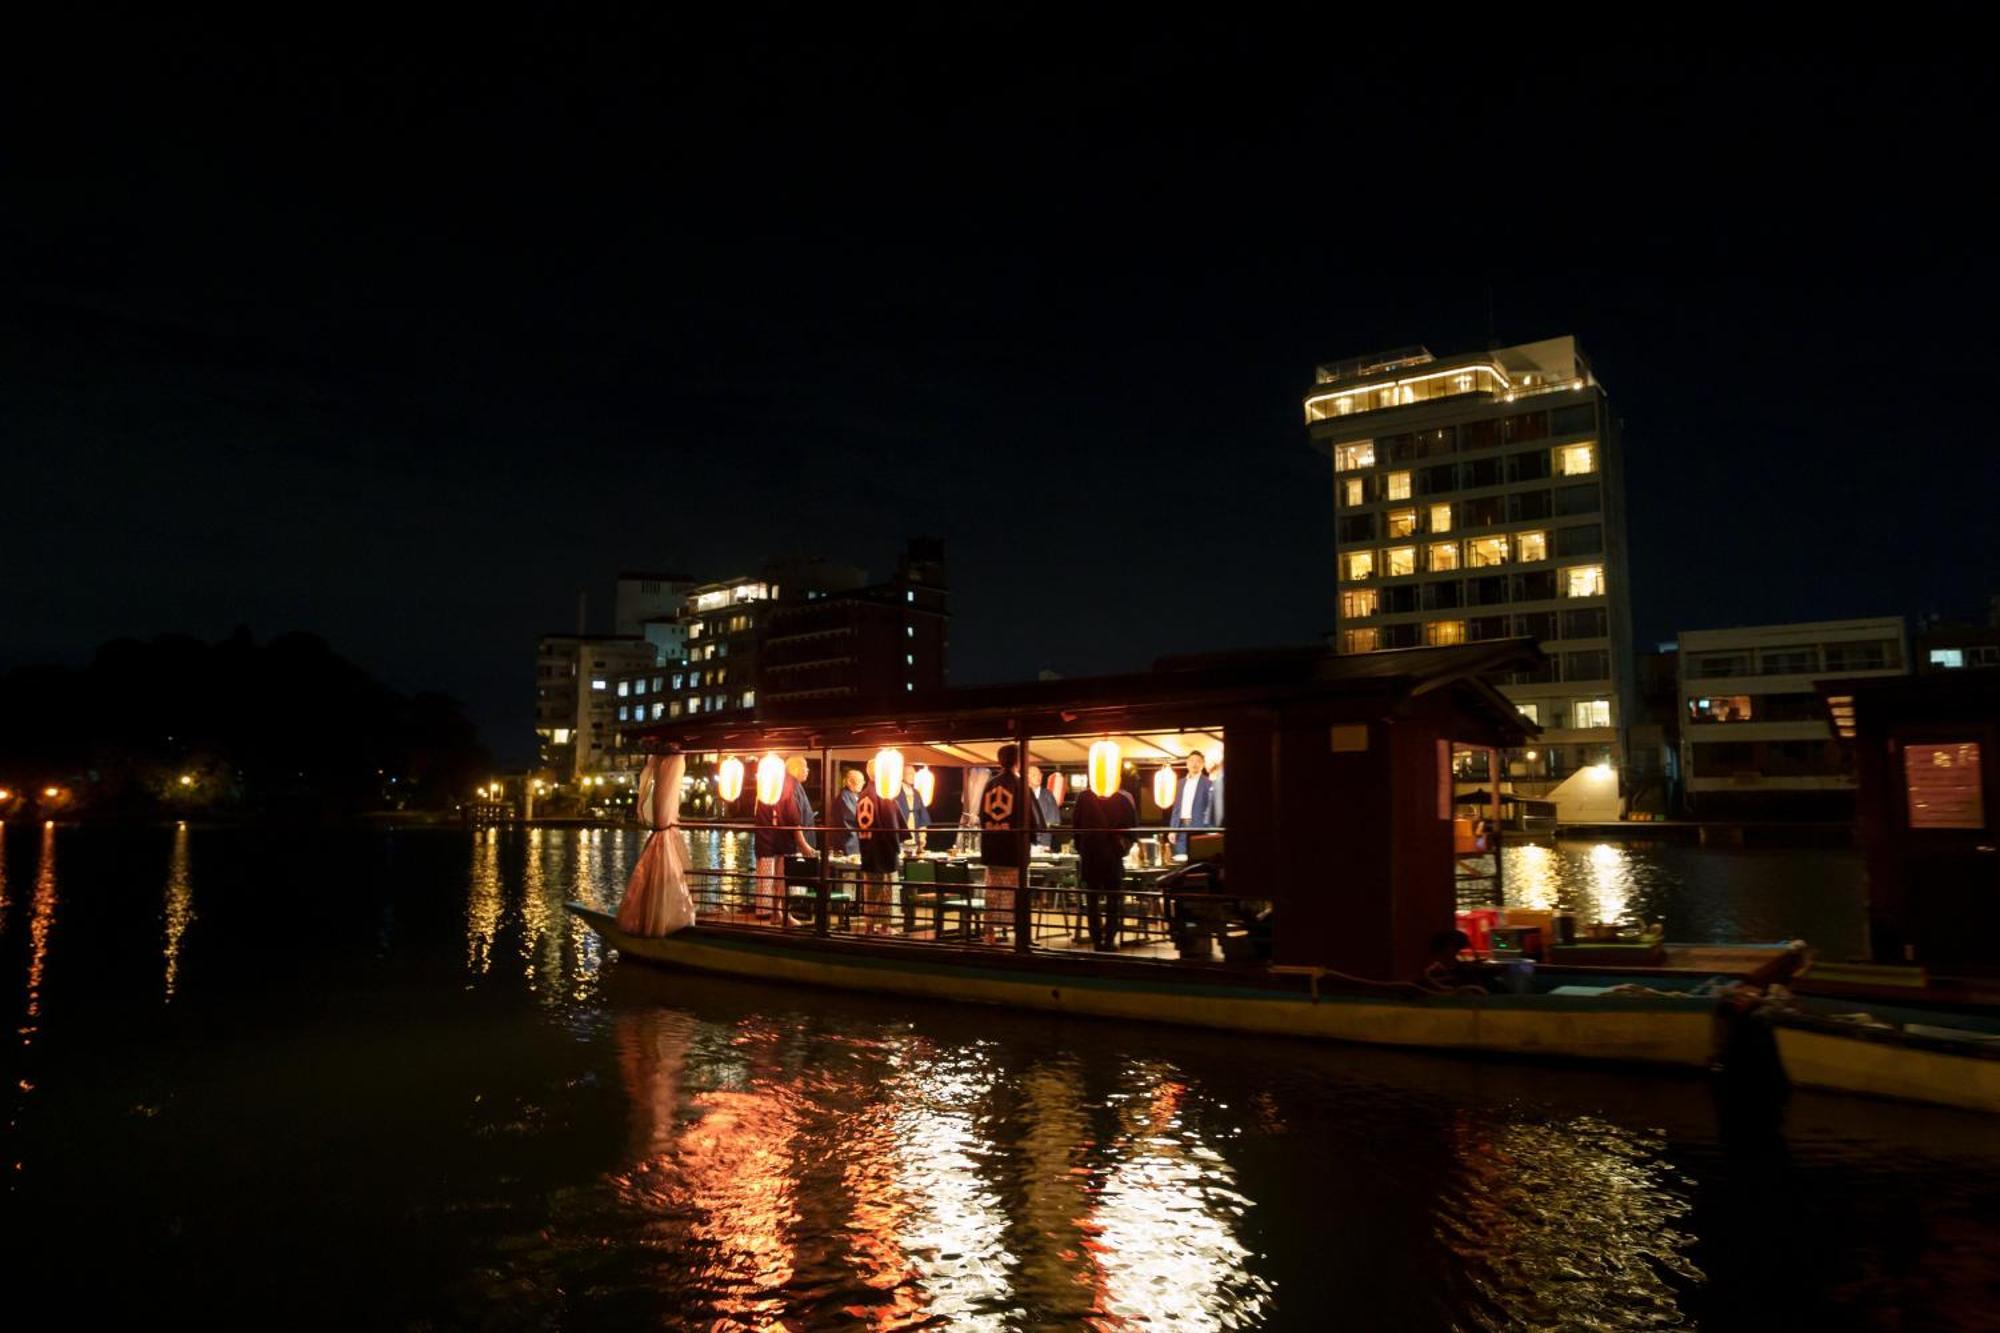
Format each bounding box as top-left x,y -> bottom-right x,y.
1387,712 -> 1455,983
1268,706 -> 1399,979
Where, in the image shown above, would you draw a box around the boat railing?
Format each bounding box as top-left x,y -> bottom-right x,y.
660,817 -> 1254,963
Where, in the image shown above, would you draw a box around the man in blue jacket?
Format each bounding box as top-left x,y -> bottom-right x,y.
1167,750 -> 1215,859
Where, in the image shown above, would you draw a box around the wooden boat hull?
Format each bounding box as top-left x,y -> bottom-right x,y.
568,905 -> 2000,1114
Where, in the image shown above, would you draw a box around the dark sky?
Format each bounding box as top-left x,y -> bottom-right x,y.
5,17 -> 1995,762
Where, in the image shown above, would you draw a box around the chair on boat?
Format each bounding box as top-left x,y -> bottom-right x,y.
936,861 -> 984,941
900,859 -> 941,937
786,864 -> 856,932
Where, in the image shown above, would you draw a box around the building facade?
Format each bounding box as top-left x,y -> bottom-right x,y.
601,539 -> 952,762
1678,616 -> 1908,815
533,634 -> 659,780
1307,336 -> 1634,815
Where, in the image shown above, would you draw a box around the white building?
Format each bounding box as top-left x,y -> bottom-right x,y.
1678,617 -> 1909,813
1307,336 -> 1634,819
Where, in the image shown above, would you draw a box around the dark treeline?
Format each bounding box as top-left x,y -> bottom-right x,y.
0,629 -> 489,820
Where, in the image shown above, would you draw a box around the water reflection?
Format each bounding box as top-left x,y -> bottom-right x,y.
467,830 -> 502,975
1092,1065 -> 1270,1328
22,824 -> 58,1050
1490,839 -> 1866,953
1440,1112 -> 1700,1329
163,822 -> 194,1003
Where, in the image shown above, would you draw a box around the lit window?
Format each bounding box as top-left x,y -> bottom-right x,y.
1386,546 -> 1416,577
906,653 -> 914,665
1386,508 -> 1418,538
906,682 -> 914,692
687,697 -> 701,714
1467,537 -> 1510,568
1429,541 -> 1460,572
672,673 -> 684,689
1564,564 -> 1606,597
1385,471 -> 1412,500
1343,550 -> 1375,582
1574,699 -> 1612,728
669,702 -> 682,718
652,676 -> 663,691
652,702 -> 665,719
1333,441 -> 1376,472
1689,695 -> 1753,723
742,690 -> 757,708
1555,443 -> 1597,476
632,680 -> 646,696
1426,620 -> 1466,646
616,681 -> 629,697
906,627 -> 915,638
1930,648 -> 1965,669
1342,477 -> 1365,507
1516,531 -> 1547,562
590,679 -> 607,691
1342,588 -> 1378,619
1428,503 -> 1452,533
1905,741 -> 1983,829
1516,703 -> 1539,725
907,591 -> 915,603
1342,628 -> 1380,654
617,705 -> 628,721
552,728 -> 571,745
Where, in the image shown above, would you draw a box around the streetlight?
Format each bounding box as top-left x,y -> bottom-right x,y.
178,774 -> 194,788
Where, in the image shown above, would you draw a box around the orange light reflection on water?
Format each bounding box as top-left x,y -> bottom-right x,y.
22,824 -> 59,1049
163,822 -> 194,1003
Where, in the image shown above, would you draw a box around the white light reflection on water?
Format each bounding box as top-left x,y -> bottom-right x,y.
517,827 -> 550,992
1090,1063 -> 1270,1330
466,829 -> 501,975
162,823 -> 193,1003
1588,842 -> 1630,927
888,1045 -> 1014,1327
0,828 -> 10,934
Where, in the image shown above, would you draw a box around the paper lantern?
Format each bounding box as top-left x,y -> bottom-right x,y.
755,753 -> 785,806
1046,771 -> 1066,805
913,765 -> 935,807
1152,764 -> 1177,811
1088,741 -> 1121,798
717,756 -> 745,803
870,747 -> 904,799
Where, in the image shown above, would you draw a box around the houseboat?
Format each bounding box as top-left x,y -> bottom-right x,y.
568,642 -> 2000,1114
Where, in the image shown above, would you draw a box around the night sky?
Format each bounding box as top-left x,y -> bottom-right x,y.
6,18 -> 1995,762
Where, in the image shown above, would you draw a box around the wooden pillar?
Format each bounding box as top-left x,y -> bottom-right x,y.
1014,725 -> 1033,953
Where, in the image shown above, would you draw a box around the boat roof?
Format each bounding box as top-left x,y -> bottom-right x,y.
630,640 -> 1542,761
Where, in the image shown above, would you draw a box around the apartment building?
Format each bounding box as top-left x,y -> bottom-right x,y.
1678,616 -> 1909,815
533,634 -> 659,780
1308,336 -> 1633,815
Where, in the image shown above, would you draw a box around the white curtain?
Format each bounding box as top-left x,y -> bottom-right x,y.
616,753 -> 696,936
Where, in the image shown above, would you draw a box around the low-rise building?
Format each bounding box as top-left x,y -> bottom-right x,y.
534,634 -> 658,780
1678,617 -> 1909,816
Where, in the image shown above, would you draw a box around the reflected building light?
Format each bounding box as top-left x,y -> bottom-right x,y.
1444,1111 -> 1699,1322
163,822 -> 194,1003
1588,842 -> 1629,927
466,829 -> 502,975
23,823 -> 59,1049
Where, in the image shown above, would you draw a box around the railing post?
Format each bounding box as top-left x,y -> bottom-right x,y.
1014,725 -> 1033,953
815,742 -> 832,937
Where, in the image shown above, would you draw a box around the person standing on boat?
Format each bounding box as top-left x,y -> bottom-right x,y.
979,745 -> 1044,944
786,756 -> 817,852
1027,765 -> 1062,851
1072,777 -> 1137,951
1167,751 -> 1216,860
836,768 -> 865,855
854,770 -> 904,934
896,774 -> 930,855
753,757 -> 816,919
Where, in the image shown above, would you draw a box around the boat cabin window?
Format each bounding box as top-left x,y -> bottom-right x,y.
1904,741 -> 1984,829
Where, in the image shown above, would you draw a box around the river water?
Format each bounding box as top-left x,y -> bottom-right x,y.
3,823 -> 1995,1329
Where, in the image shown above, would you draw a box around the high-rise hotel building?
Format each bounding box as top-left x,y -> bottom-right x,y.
1306,336 -> 1634,804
